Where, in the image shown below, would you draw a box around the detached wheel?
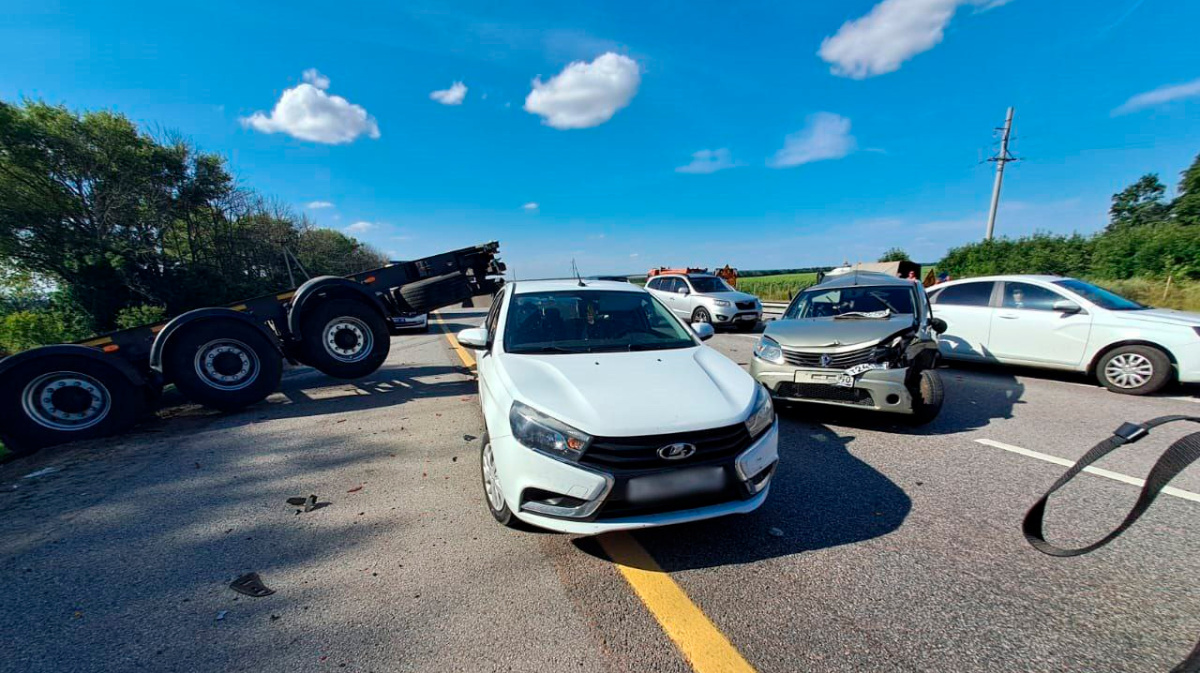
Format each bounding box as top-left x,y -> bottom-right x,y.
0,355 -> 143,456
906,369 -> 944,426
300,299 -> 391,379
396,272 -> 472,314
691,307 -> 712,325
165,320 -> 283,411
480,433 -> 518,527
1097,345 -> 1171,395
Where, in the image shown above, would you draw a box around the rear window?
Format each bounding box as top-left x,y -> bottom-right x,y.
933,282 -> 994,307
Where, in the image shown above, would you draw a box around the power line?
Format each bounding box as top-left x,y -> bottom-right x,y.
985,107 -> 1019,241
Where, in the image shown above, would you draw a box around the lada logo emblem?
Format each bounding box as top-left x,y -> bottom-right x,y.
819,354 -> 833,367
657,443 -> 696,460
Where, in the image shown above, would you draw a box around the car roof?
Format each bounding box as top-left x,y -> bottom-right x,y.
510,279 -> 646,294
812,271 -> 916,289
935,274 -> 1068,288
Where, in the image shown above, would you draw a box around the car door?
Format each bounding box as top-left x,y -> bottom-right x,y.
929,281 -> 997,361
986,281 -> 1092,367
660,277 -> 686,319
476,288 -> 506,418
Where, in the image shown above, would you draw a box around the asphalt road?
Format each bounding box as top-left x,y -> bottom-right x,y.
2,306 -> 1198,673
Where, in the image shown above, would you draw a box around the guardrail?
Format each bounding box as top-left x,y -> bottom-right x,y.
761,301 -> 789,317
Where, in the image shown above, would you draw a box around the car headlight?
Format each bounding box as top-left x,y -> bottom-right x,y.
509,401 -> 591,461
708,299 -> 729,307
754,336 -> 785,364
745,384 -> 775,439
872,335 -> 907,364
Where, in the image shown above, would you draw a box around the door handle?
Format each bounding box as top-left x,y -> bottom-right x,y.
997,312 -> 1019,319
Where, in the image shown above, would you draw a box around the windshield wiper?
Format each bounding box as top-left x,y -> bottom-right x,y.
627,342 -> 691,351
515,345 -> 589,354
834,310 -> 891,319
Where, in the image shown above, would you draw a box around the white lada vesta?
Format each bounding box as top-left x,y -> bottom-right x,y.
456,280 -> 778,534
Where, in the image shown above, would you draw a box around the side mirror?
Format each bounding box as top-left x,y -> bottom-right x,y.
692,322 -> 715,341
676,286 -> 690,296
1052,300 -> 1082,314
929,317 -> 948,334
457,327 -> 490,349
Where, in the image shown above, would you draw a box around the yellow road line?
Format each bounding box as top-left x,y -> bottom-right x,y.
599,532 -> 757,673
435,312 -> 476,368
435,309 -> 755,673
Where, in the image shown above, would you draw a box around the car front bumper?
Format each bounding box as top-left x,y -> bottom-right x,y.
751,358 -> 915,414
711,308 -> 762,326
491,422 -> 779,535
390,313 -> 428,330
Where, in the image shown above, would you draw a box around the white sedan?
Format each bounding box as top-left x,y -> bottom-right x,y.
456,279 -> 778,534
929,275 -> 1200,395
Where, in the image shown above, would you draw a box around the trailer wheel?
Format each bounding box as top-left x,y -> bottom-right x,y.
396,272 -> 472,314
0,355 -> 143,456
300,299 -> 391,379
164,320 -> 283,411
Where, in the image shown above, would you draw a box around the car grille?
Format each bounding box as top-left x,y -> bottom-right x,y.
775,382 -> 874,406
782,344 -> 876,368
581,423 -> 752,472
736,301 -> 756,310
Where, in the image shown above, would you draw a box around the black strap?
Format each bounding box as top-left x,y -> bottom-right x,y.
1022,415 -> 1200,672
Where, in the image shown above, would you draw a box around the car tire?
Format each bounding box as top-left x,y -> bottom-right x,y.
396,272 -> 471,315
480,433 -> 519,527
0,354 -> 143,455
300,299 -> 391,379
1096,345 -> 1172,395
906,369 -> 944,425
165,320 -> 283,411
691,307 -> 712,325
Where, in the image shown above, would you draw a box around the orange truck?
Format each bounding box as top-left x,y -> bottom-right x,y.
647,265 -> 739,289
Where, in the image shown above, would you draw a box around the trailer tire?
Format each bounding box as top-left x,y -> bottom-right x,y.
396,272 -> 471,314
300,299 -> 391,379
164,320 -> 283,411
0,354 -> 143,456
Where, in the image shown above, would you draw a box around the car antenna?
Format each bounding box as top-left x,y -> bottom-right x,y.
572,259 -> 587,287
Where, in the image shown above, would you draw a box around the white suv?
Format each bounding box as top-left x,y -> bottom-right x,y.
645,273 -> 762,331
456,280 -> 779,534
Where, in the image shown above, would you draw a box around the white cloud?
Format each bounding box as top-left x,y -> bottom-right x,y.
302,68 -> 331,90
1113,77 -> 1200,115
676,148 -> 738,175
768,113 -> 857,168
629,253 -> 639,258
241,71 -> 380,144
522,202 -> 539,212
818,0 -> 1010,79
306,200 -> 334,209
346,221 -> 374,234
430,81 -> 468,105
524,52 -> 641,129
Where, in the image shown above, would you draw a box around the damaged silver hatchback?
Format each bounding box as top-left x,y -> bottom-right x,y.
750,271 -> 948,424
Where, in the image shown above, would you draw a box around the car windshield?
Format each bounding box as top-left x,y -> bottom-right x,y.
785,285 -> 915,319
687,276 -> 732,293
504,290 -> 696,354
1053,279 -> 1146,311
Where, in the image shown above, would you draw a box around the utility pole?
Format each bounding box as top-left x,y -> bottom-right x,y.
985,107 -> 1017,241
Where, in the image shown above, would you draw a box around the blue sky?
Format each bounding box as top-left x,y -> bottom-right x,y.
3,0 -> 1198,278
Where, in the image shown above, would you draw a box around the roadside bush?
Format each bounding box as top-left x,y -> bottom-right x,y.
1091,222 -> 1200,280
115,304 -> 168,330
939,233 -> 1093,279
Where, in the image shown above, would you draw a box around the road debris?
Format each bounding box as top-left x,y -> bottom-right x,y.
230,573 -> 275,598
768,527 -> 784,537
347,485 -> 363,493
22,467 -> 59,479
286,495 -> 318,512
463,434 -> 476,442
216,611 -> 228,621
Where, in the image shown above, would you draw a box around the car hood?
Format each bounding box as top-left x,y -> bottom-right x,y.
701,291 -> 759,304
764,315 -> 915,349
497,346 -> 756,437
1115,308 -> 1200,328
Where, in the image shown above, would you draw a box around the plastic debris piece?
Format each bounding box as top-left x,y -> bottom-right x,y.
216,611 -> 228,621
347,485 -> 363,493
768,527 -> 784,537
230,573 -> 275,598
22,467 -> 59,479
451,456 -> 458,462
286,495 -> 318,512
463,434 -> 477,442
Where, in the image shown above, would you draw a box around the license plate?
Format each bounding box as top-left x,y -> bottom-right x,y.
834,374 -> 856,388
626,467 -> 727,503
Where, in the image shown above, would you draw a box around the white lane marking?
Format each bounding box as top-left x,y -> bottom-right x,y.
975,438 -> 1200,503
1163,396 -> 1200,404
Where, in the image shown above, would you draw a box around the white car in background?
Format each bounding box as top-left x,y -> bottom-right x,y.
929,275 -> 1200,395
455,280 -> 778,534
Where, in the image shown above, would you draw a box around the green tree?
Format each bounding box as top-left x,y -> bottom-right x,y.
1172,153 -> 1200,225
1107,174 -> 1169,232
878,247 -> 910,262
